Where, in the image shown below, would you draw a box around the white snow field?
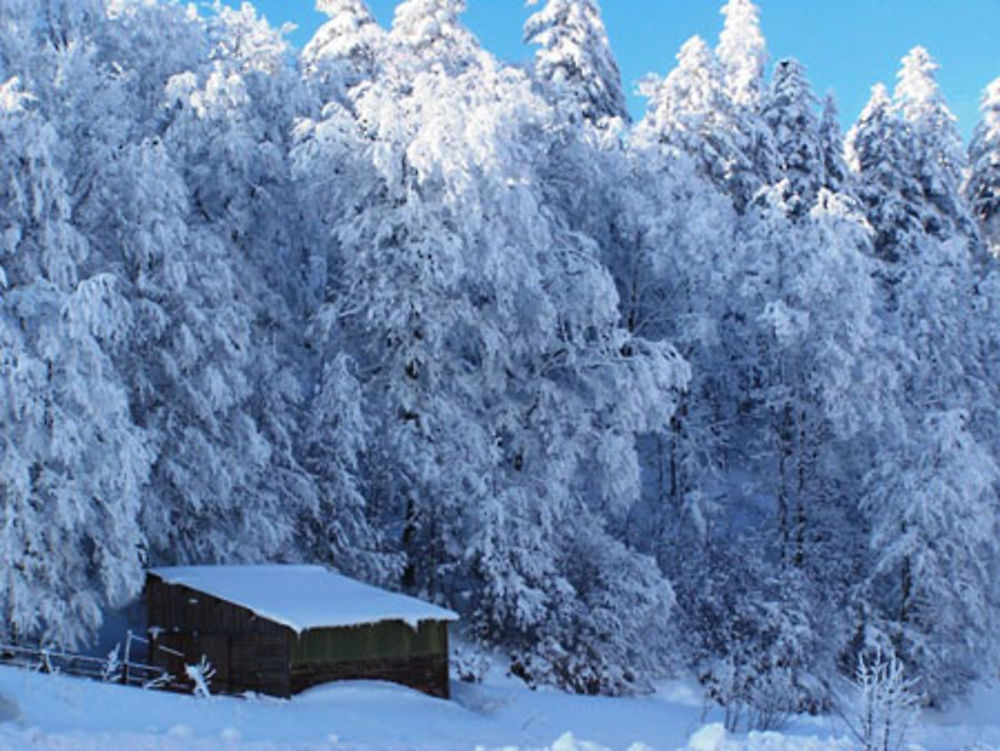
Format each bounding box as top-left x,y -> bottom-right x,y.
0,665 -> 996,751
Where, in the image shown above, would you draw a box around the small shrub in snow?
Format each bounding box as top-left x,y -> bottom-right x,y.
184,656 -> 216,699
842,650 -> 920,751
101,644 -> 122,683
451,642 -> 490,684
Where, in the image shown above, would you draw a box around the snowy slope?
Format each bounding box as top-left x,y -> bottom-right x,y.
0,665 -> 817,751
1,664 -> 995,751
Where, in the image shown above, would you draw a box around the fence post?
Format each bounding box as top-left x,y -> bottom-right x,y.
123,630 -> 132,685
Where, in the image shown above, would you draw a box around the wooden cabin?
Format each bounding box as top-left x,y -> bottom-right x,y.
145,565 -> 458,699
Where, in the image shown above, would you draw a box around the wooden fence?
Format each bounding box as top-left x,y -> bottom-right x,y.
0,631 -> 192,692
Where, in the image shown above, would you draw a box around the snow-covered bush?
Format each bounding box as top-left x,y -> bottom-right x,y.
101,645 -> 122,683
184,656 -> 216,699
841,650 -> 921,751
451,641 -> 490,685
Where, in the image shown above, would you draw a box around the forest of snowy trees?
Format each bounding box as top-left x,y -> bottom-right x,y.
2,0 -> 1000,726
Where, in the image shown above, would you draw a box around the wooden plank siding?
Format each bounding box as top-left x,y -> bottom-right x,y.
144,573 -> 451,699
146,574 -> 292,696
289,653 -> 450,698
289,621 -> 450,698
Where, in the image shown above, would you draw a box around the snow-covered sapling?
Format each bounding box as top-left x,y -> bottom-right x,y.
102,644 -> 123,683
847,650 -> 921,751
185,656 -> 217,698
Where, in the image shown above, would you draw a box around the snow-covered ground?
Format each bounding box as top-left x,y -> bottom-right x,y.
0,664 -> 995,751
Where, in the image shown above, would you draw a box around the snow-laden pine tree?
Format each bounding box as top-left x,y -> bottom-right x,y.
967,78 -> 1000,255
627,35 -> 741,567
819,93 -> 851,196
716,0 -> 766,110
713,0 -> 777,206
763,58 -> 823,217
389,0 -> 482,74
523,0 -> 627,124
634,36 -> 723,154
894,46 -> 975,241
0,75 -> 149,648
847,52 -> 998,703
846,84 -> 926,264
633,36 -> 756,206
676,180 -> 894,723
861,410 -> 1000,700
301,0 -> 386,105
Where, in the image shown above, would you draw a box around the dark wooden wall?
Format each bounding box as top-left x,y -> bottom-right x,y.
290,621 -> 450,698
146,574 -> 292,697
145,573 -> 452,699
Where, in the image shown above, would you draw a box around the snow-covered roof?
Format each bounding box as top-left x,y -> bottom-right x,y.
148,565 -> 458,633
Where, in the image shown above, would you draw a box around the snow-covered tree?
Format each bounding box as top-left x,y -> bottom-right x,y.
18,0 -> 321,569
849,650 -> 921,751
301,0 -> 386,104
967,78 -> 1000,255
713,0 -> 778,204
295,21 -> 687,689
763,58 -> 823,216
98,0 -> 211,120
524,0 -> 627,124
731,186 -> 886,565
819,93 -> 851,195
667,170 -> 894,722
862,410 -> 1000,701
108,121 -> 279,566
846,84 -> 926,264
130,6 -> 320,566
0,0 -> 36,76
893,46 -> 973,241
633,36 -> 756,205
846,50 -> 996,703
0,76 -> 149,648
626,47 -> 741,566
389,0 -> 482,74
690,548 -> 824,731
716,0 -> 766,110
21,0 -> 106,49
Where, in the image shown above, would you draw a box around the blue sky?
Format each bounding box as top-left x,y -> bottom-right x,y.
250,0 -> 1000,139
